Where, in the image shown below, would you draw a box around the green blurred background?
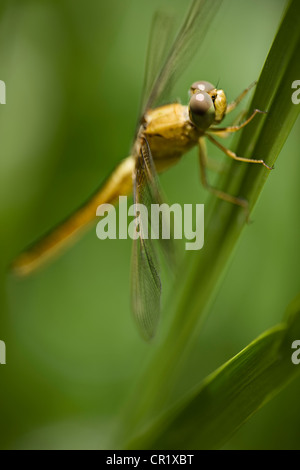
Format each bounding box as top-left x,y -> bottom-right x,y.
0,0 -> 299,449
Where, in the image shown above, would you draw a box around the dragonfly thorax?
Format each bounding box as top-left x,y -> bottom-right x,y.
141,102 -> 199,168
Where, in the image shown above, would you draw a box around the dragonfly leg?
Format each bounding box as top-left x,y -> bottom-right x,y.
226,80 -> 257,114
209,108 -> 266,136
208,109 -> 247,138
198,137 -> 249,213
206,134 -> 273,170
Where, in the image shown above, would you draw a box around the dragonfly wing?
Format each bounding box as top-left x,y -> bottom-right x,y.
131,222 -> 161,341
141,0 -> 223,115
138,138 -> 176,270
140,10 -> 175,117
131,138 -> 175,340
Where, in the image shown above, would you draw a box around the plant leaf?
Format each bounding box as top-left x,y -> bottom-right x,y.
127,296 -> 300,449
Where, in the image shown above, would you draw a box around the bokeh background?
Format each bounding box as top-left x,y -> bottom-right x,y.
0,0 -> 299,449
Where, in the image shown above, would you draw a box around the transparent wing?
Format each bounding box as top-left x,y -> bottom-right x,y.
131,223 -> 161,341
140,10 -> 175,116
140,137 -> 176,268
140,0 -> 223,117
131,138 -> 175,340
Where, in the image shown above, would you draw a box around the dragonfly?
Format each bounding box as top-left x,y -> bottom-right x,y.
12,0 -> 272,340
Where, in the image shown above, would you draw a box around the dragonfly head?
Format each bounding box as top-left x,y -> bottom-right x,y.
188,81 -> 227,129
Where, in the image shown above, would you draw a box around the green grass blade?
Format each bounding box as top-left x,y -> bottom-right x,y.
127,296 -> 300,449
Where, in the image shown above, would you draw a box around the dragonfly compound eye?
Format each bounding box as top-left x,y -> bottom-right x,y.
189,81 -> 215,96
188,91 -> 215,129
